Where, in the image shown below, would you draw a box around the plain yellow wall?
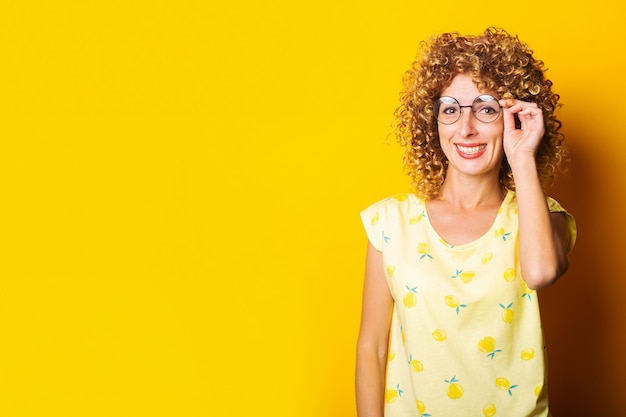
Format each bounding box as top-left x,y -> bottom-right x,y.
1,1 -> 624,416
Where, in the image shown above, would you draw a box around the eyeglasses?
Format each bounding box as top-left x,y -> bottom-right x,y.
434,94 -> 502,125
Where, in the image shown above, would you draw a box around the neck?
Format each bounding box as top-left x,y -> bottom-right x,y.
437,176 -> 505,209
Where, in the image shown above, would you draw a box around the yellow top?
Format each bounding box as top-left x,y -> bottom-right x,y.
361,190 -> 576,417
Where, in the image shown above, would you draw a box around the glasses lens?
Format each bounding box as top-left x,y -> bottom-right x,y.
472,95 -> 501,123
435,97 -> 460,125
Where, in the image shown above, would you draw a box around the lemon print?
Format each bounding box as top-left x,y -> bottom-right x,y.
409,354 -> 424,372
417,242 -> 433,260
481,252 -> 493,264
503,311 -> 514,323
371,212 -> 379,226
444,295 -> 458,308
387,351 -> 396,362
384,389 -> 398,403
450,269 -> 476,284
496,377 -> 510,390
459,271 -> 475,283
450,269 -> 474,284
521,348 -> 535,360
410,360 -> 424,372
496,377 -> 518,396
416,400 -> 426,414
403,294 -> 416,307
478,336 -> 502,359
401,325 -> 405,344
494,227 -> 511,241
502,309 -> 514,323
483,403 -> 497,417
410,212 -> 424,224
499,302 -> 514,323
503,268 -> 516,282
445,375 -> 464,399
385,383 -> 403,403
444,295 -> 467,315
448,383 -> 464,399
432,329 -> 447,341
478,336 -> 495,353
403,285 -> 418,308
534,384 -> 543,396
416,400 -> 432,416
386,265 -> 396,277
521,281 -> 535,301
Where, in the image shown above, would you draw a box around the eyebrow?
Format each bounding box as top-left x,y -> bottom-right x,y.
438,95 -> 499,103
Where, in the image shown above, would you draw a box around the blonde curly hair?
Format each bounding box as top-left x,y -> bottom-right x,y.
395,27 -> 567,199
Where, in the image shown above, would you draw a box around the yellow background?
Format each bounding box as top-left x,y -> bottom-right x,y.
1,1 -> 624,415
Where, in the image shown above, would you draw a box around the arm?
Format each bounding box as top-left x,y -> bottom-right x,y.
356,242 -> 394,417
501,100 -> 570,290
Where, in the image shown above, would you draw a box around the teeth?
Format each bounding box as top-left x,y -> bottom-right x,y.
457,144 -> 486,155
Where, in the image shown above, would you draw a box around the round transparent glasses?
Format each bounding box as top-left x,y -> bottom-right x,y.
434,94 -> 502,125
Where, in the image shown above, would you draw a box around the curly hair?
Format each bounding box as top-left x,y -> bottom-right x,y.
394,27 -> 567,199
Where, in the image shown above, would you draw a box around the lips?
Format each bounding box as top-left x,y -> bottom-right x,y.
455,144 -> 487,159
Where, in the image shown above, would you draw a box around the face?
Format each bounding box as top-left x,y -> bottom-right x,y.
437,73 -> 504,180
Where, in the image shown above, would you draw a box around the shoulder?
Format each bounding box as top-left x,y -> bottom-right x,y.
508,191 -> 577,252
545,195 -> 577,253
361,193 -> 423,220
360,193 -> 423,251
545,195 -> 570,214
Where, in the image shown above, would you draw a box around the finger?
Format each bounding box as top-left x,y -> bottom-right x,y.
517,107 -> 544,128
506,101 -> 539,115
501,107 -> 517,133
499,97 -> 516,108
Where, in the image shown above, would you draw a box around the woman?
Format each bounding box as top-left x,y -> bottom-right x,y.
356,28 -> 576,417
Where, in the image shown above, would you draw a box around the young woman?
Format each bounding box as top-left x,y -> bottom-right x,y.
356,28 -> 576,417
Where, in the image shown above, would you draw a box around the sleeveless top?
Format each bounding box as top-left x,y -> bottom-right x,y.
360,190 -> 576,417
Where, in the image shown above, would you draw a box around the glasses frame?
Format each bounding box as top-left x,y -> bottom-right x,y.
434,94 -> 502,125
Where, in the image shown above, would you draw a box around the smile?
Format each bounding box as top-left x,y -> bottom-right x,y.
455,144 -> 487,158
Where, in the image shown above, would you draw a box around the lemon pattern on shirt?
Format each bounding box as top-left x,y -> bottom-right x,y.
360,191 -> 576,417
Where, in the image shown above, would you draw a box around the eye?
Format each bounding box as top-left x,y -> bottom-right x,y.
473,95 -> 499,115
442,106 -> 459,115
475,104 -> 498,115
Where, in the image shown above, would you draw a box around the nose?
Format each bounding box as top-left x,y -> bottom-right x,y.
458,106 -> 477,137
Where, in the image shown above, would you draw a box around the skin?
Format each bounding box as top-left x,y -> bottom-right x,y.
355,73 -> 571,417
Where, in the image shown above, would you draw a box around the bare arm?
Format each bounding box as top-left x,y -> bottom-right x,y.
501,100 -> 570,290
356,242 -> 394,417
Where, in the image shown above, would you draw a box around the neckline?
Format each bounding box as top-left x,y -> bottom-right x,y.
422,190 -> 514,250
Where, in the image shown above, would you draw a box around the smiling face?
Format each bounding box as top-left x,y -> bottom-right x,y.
437,73 -> 504,181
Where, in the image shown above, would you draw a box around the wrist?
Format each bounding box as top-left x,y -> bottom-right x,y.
508,154 -> 537,173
